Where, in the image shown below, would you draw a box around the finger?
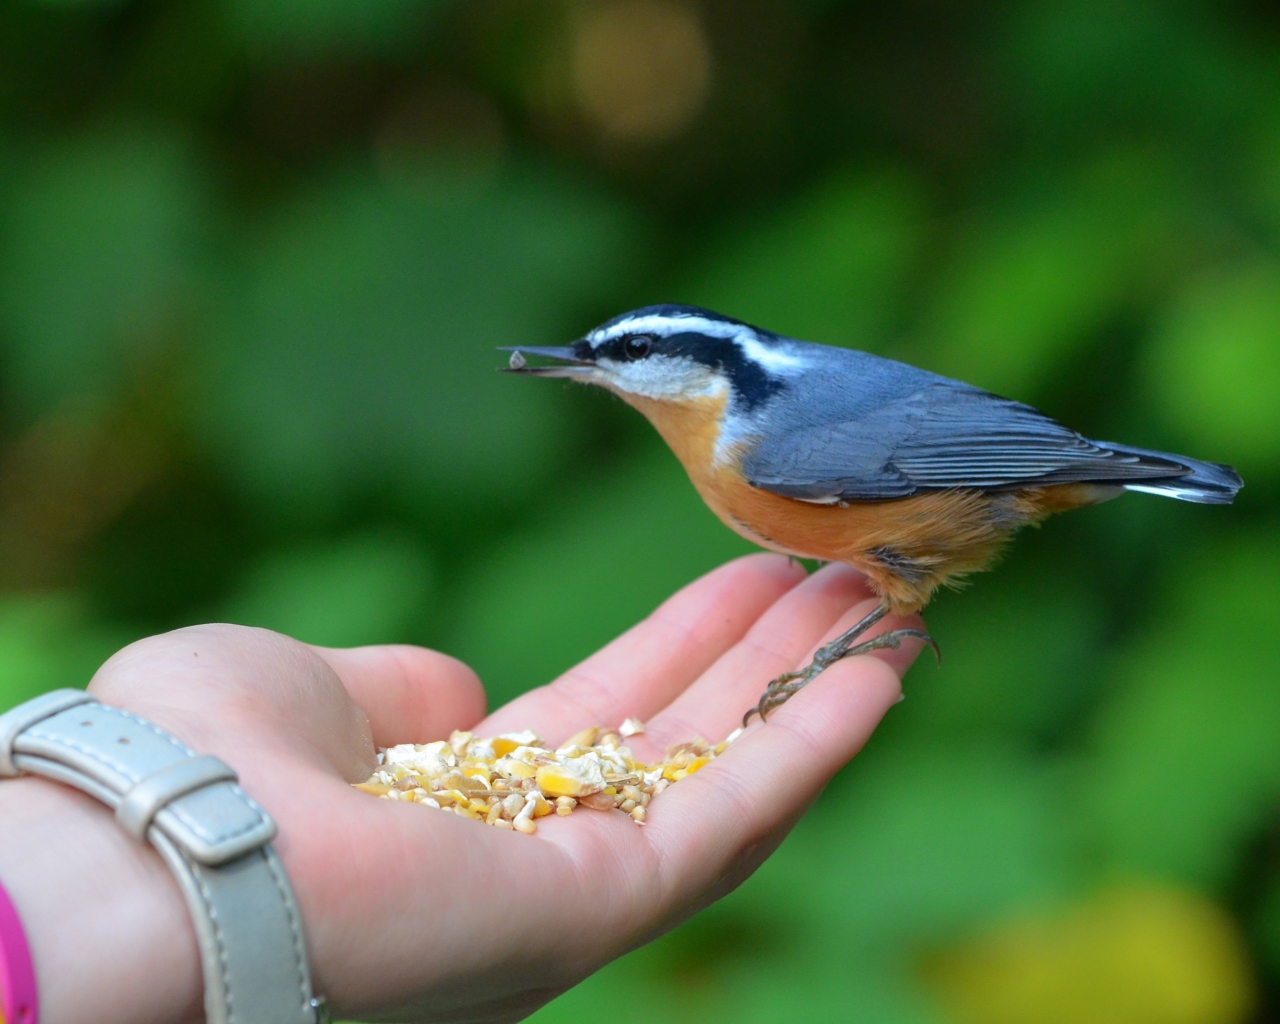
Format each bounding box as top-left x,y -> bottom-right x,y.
639,567 -> 925,756
312,644 -> 487,748
643,647 -> 904,904
477,553 -> 806,743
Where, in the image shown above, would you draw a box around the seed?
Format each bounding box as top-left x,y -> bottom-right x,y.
536,759 -> 607,798
356,718 -> 730,831
562,726 -> 599,749
448,730 -> 474,756
578,791 -> 618,812
512,794 -> 538,834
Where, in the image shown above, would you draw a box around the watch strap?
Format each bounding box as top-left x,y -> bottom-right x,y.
0,690 -> 325,1024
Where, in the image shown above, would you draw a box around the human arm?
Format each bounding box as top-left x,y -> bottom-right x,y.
0,555 -> 924,1024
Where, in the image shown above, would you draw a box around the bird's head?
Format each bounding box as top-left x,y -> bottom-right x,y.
502,304 -> 805,413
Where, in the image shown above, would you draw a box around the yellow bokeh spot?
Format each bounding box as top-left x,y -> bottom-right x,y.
923,883 -> 1255,1024
571,0 -> 711,143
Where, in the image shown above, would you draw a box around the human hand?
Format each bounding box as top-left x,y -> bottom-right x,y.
5,555 -> 925,1024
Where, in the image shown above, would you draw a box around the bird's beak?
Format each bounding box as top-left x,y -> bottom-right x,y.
498,346 -> 594,378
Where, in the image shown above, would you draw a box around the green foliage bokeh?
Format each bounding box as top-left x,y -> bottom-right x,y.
0,1 -> 1277,1021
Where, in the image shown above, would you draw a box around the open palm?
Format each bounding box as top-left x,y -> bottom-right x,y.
88,554 -> 924,1023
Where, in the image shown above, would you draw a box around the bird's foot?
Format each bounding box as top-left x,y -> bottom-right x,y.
743,604 -> 939,725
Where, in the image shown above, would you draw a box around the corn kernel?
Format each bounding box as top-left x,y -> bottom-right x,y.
535,758 -> 606,798
685,756 -> 710,775
494,757 -> 537,780
357,717 -> 731,831
563,726 -> 599,749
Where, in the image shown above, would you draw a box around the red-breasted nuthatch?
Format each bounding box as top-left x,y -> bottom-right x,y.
503,304 -> 1243,723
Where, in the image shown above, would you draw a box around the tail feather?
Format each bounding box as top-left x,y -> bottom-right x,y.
1093,441 -> 1243,505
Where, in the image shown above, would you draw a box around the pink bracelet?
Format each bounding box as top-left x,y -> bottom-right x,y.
0,875 -> 36,1024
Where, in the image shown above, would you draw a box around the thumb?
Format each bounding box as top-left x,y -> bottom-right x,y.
309,644 -> 487,749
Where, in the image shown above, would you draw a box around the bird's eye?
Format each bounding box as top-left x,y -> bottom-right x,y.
623,335 -> 653,360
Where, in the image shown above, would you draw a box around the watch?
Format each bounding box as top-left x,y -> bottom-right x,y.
0,689 -> 327,1024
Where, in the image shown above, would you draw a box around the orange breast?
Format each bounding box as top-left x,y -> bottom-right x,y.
622,392 -> 1113,613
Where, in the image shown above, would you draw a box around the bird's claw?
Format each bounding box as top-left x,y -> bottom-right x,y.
742,605 -> 938,725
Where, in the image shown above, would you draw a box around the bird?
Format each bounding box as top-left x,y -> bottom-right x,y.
501,304 -> 1243,724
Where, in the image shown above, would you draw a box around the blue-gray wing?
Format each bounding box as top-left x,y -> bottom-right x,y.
741,381 -> 1186,501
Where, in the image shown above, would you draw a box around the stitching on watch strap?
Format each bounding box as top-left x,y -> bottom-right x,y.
190,861 -> 237,1024
25,715 -> 273,846
265,850 -> 314,1013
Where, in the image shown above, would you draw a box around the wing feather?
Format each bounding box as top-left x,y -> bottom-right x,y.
742,381 -> 1186,501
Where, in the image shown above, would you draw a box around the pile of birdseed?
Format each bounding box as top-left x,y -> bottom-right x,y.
354,719 -> 739,834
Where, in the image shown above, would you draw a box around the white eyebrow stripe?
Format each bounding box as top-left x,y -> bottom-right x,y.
588,314 -> 746,344
588,314 -> 809,372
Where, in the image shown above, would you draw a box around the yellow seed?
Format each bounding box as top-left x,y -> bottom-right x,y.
513,816 -> 537,834
360,720 -> 725,831
495,758 -> 537,780
536,762 -> 605,798
563,726 -> 599,749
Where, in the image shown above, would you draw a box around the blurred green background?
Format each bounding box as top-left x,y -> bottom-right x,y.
1,0 -> 1278,1020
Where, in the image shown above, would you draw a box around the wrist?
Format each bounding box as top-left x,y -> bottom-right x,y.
0,776 -> 201,1024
